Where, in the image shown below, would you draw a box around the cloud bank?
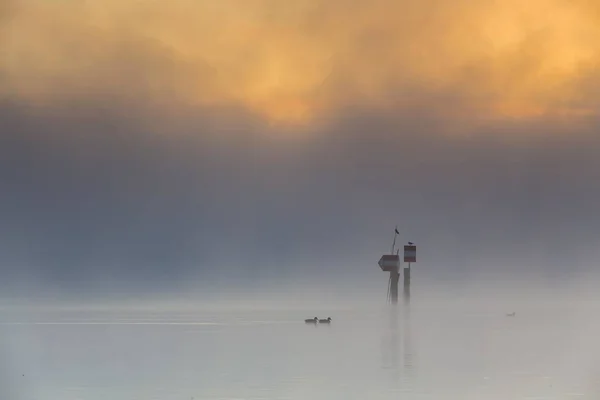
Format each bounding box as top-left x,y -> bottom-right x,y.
2,0 -> 600,124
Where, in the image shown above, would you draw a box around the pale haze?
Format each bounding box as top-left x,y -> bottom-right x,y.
1,0 -> 600,398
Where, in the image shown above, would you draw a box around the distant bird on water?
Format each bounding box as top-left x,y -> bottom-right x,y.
305,317 -> 318,324
318,317 -> 332,324
506,312 -> 516,317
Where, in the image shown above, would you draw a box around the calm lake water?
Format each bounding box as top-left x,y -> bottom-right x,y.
1,295 -> 599,399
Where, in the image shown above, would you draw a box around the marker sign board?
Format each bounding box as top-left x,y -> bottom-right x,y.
404,245 -> 416,263
378,254 -> 400,272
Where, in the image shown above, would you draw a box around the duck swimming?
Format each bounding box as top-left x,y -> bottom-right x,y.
506,312 -> 516,317
318,317 -> 332,324
305,317 -> 318,324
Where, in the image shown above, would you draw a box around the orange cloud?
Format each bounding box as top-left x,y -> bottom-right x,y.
1,0 -> 599,125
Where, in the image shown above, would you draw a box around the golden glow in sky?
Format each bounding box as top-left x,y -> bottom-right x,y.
1,0 -> 599,125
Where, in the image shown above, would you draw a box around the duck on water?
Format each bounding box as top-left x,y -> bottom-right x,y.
305,317 -> 318,324
319,317 -> 332,324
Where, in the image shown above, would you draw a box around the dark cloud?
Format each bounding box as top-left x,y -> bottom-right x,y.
1,94 -> 600,297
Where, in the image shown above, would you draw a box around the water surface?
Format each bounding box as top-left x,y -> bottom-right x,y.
1,298 -> 598,399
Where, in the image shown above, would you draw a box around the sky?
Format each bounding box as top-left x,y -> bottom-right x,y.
1,0 -> 600,298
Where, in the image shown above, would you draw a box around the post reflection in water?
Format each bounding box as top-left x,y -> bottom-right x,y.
402,306 -> 414,393
380,307 -> 399,370
380,305 -> 416,395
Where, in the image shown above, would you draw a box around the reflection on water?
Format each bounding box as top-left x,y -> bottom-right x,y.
380,305 -> 415,394
402,308 -> 414,392
0,299 -> 598,399
380,308 -> 397,370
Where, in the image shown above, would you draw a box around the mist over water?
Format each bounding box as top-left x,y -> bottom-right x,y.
2,0 -> 600,398
1,279 -> 599,400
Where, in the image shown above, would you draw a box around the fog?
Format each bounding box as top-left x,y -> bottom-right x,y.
2,100 -> 600,298
1,280 -> 600,399
2,0 -> 600,397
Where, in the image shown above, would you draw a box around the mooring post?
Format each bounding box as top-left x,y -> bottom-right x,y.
403,264 -> 411,305
402,245 -> 416,305
390,266 -> 399,304
379,231 -> 416,306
